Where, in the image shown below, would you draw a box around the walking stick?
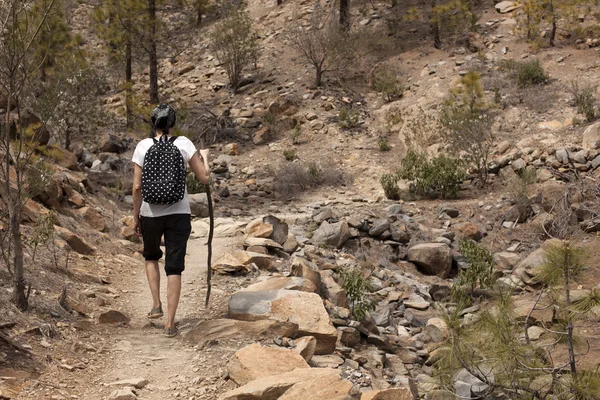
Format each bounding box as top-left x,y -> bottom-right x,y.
200,140 -> 214,308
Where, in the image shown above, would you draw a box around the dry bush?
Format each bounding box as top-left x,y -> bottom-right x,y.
268,161 -> 349,198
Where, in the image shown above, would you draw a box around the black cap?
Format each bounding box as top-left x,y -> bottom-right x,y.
150,104 -> 176,131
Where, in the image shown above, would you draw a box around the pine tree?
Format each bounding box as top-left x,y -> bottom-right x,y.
94,0 -> 146,127
517,0 -> 581,47
436,240 -> 600,398
29,0 -> 72,81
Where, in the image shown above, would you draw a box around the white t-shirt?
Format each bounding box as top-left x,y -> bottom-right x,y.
132,136 -> 197,218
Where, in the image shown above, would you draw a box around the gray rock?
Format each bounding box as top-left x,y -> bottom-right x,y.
189,193 -> 209,218
107,388 -> 137,400
439,205 -> 459,218
511,158 -> 527,170
108,378 -> 149,389
263,215 -> 289,245
391,229 -> 410,243
312,221 -> 351,249
556,148 -> 570,164
309,354 -> 344,368
371,302 -> 393,327
454,368 -> 491,398
387,204 -> 403,215
312,207 -> 337,224
369,219 -> 390,237
100,135 -> 128,154
583,122 -> 600,149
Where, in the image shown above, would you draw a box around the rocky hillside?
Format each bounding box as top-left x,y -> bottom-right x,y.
3,0 -> 600,399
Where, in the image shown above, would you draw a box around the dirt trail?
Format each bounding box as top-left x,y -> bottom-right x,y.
85,236 -> 236,400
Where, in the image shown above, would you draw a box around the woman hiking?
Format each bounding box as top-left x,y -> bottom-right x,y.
131,104 -> 210,337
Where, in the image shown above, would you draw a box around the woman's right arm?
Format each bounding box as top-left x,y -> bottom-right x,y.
189,152 -> 210,184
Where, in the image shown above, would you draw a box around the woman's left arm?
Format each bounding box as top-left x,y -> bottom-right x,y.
133,164 -> 143,237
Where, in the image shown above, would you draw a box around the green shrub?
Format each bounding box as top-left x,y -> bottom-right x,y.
339,268 -> 375,321
452,239 -> 495,301
498,59 -> 549,88
373,68 -> 403,102
378,136 -> 391,152
517,59 -> 549,87
396,149 -> 465,199
380,173 -> 400,200
571,81 -> 597,122
27,209 -> 57,262
291,124 -> 301,145
262,111 -> 277,127
338,108 -> 360,129
187,173 -> 207,194
283,149 -> 296,161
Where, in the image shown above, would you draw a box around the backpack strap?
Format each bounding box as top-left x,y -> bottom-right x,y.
168,136 -> 178,143
152,138 -> 158,144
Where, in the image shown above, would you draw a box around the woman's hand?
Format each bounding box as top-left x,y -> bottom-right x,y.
134,217 -> 142,238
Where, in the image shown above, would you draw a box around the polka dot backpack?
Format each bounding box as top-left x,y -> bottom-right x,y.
141,136 -> 186,205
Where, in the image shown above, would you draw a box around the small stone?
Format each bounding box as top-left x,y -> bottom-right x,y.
109,378 -> 149,389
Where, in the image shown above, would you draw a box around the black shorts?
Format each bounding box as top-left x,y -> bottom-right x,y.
140,214 -> 192,276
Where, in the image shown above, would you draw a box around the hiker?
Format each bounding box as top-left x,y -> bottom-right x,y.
131,104 -> 210,338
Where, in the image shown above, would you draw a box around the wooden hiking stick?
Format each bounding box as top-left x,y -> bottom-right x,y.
200,139 -> 214,308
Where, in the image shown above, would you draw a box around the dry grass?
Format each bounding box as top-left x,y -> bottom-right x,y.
267,160 -> 349,198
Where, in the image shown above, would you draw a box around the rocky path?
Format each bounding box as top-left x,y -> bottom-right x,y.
87,237 -> 236,400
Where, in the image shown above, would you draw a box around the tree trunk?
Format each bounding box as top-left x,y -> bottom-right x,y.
430,0 -> 441,49
4,96 -> 27,311
10,198 -> 27,311
125,39 -> 133,128
197,6 -> 202,26
315,66 -> 322,87
339,0 -> 350,32
563,243 -> 577,376
148,0 -> 159,104
548,0 -> 556,47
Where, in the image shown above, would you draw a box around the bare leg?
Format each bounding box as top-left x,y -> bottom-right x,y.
145,260 -> 161,308
165,275 -> 182,329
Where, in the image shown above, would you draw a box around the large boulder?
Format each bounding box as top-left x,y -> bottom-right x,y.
212,251 -> 273,275
407,243 -> 453,278
183,319 -> 298,344
229,290 -> 337,354
312,221 -> 351,249
361,388 -> 413,400
99,134 -> 128,154
241,277 -> 318,293
245,219 -> 274,238
219,368 -> 352,400
228,343 -> 310,385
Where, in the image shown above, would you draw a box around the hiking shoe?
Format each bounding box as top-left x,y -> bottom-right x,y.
163,327 -> 178,338
147,305 -> 163,319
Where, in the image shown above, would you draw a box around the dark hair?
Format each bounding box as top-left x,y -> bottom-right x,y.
150,104 -> 177,137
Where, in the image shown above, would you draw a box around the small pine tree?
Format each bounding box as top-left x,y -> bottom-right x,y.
436,240 -> 600,398
209,7 -> 260,93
